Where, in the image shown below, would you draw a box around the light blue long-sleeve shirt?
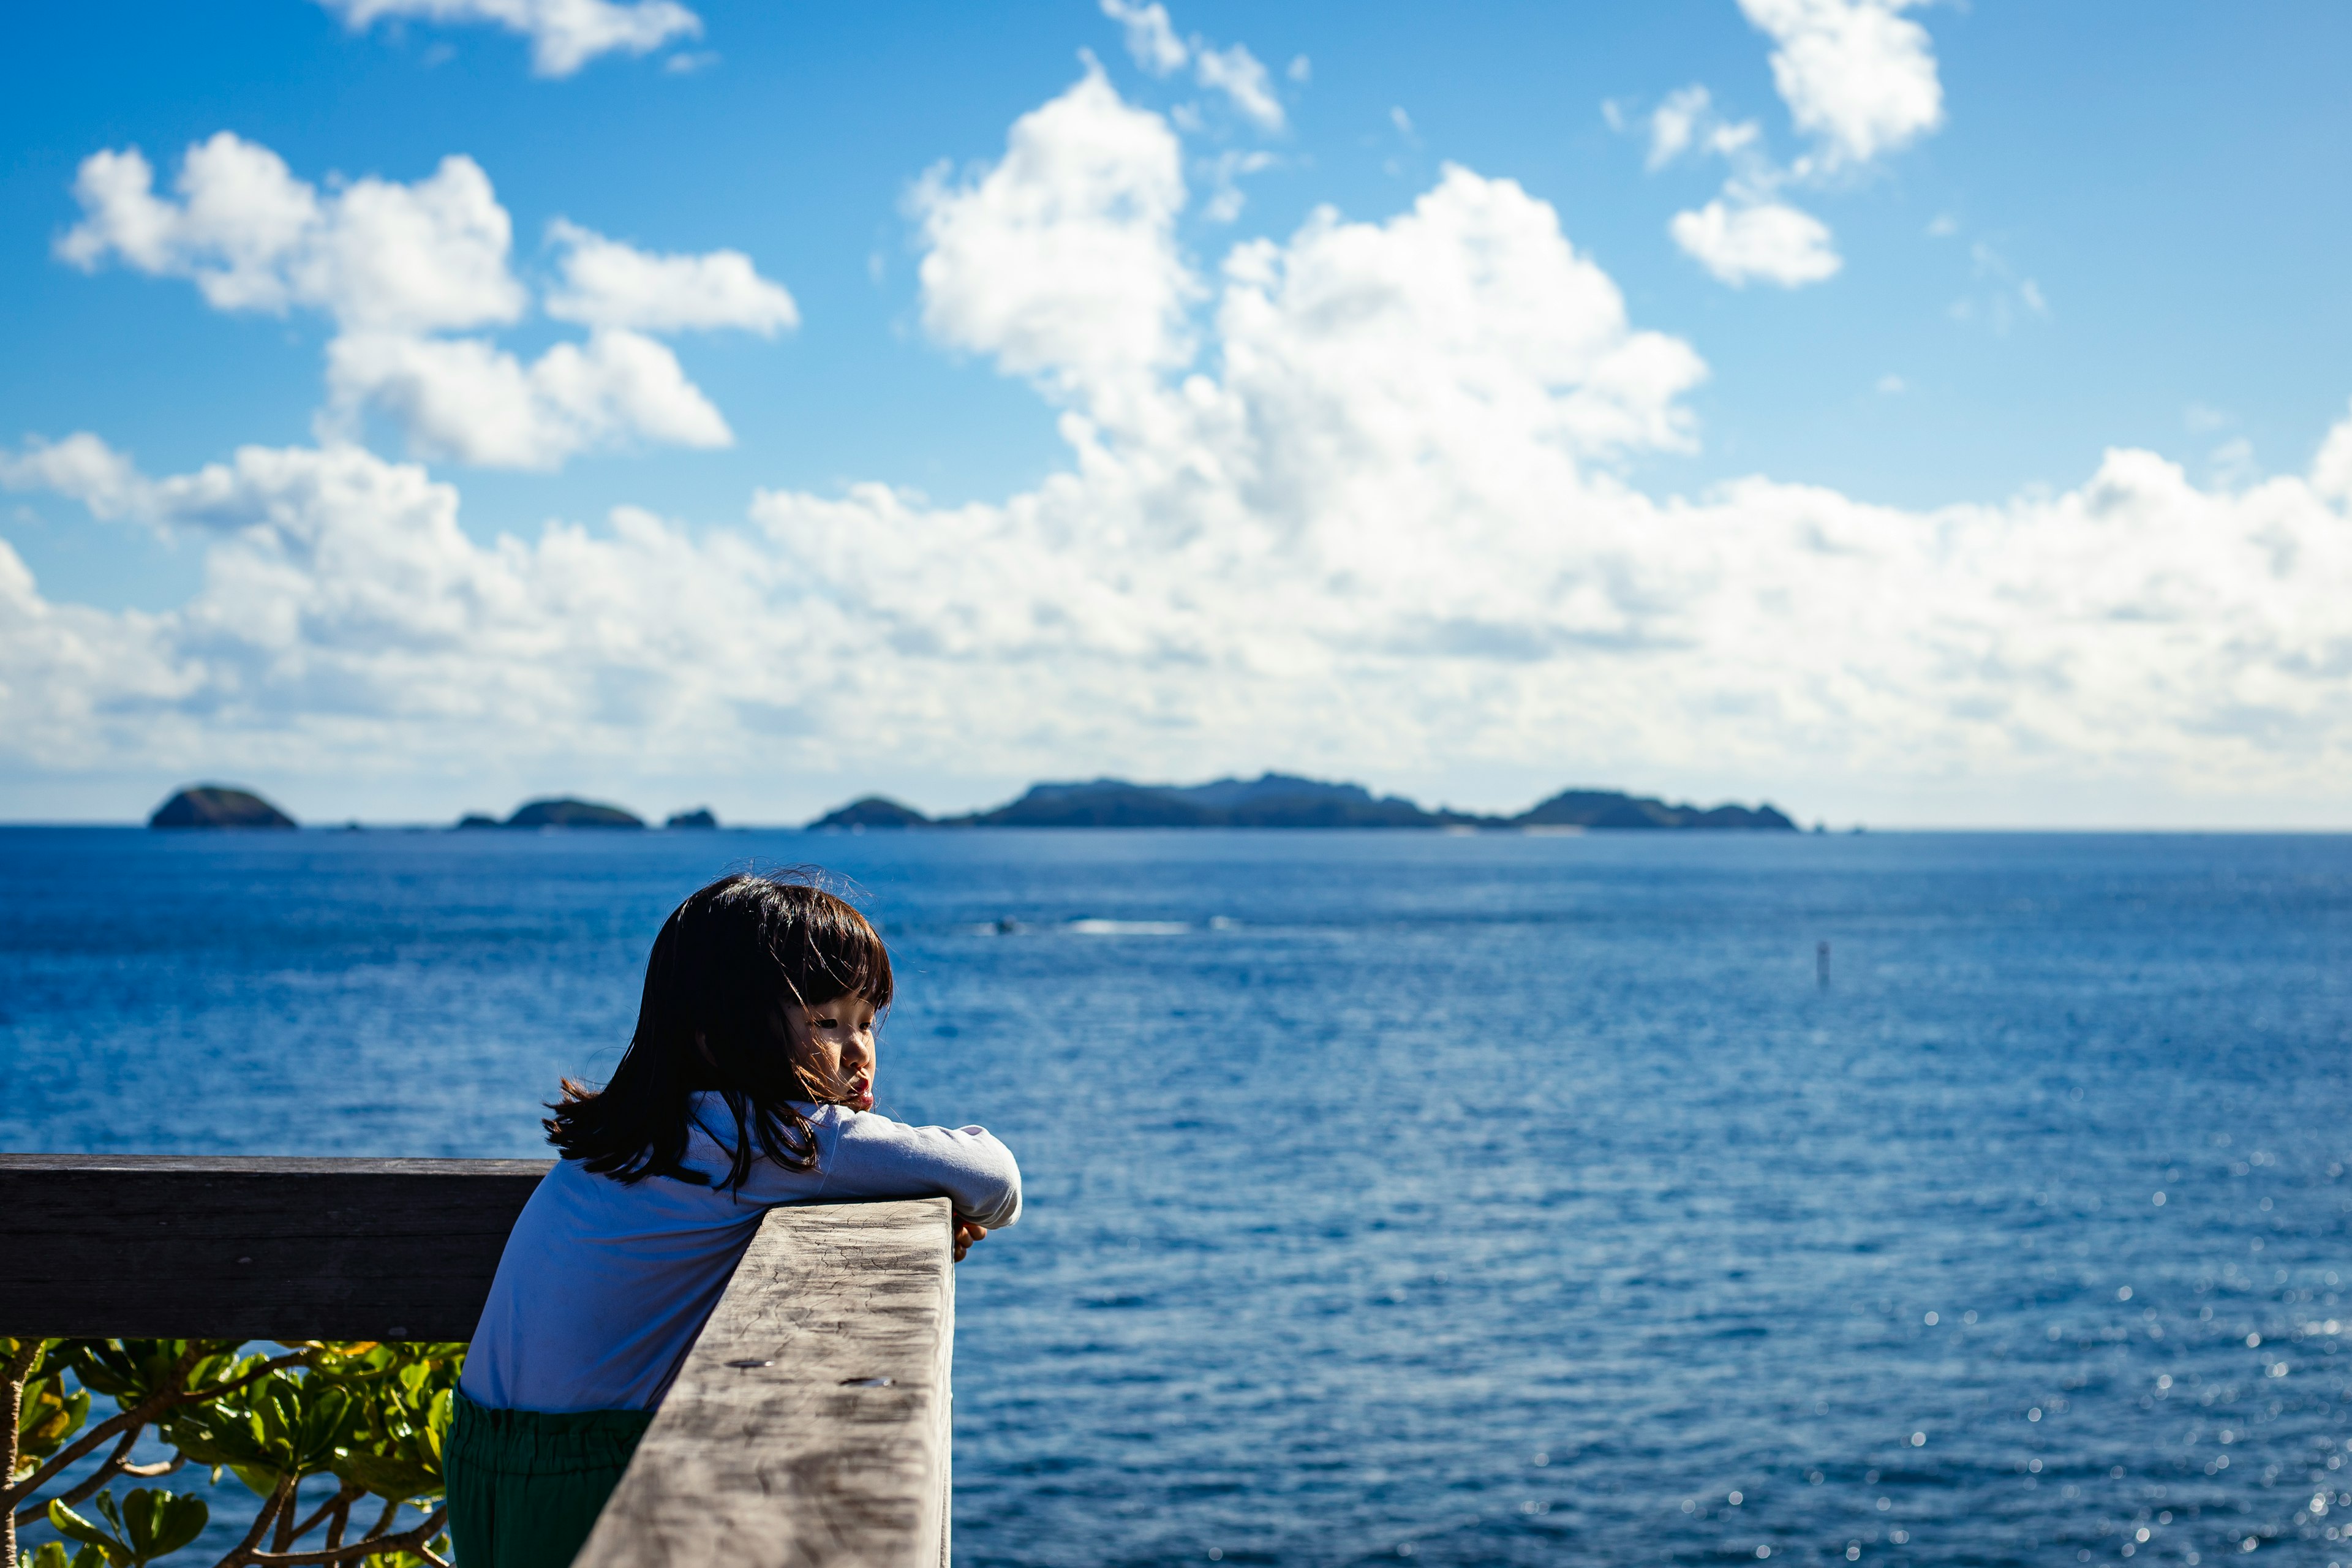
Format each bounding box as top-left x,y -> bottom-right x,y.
460,1093 -> 1020,1412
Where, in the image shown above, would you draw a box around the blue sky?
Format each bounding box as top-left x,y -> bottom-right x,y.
3,1 -> 2350,825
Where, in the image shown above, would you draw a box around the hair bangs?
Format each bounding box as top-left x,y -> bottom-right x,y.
779,888 -> 894,1012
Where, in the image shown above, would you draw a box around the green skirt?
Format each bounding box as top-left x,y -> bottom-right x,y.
443,1390 -> 654,1568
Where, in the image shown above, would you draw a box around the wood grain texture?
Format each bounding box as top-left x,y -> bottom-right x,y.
576,1197 -> 956,1568
0,1155 -> 551,1340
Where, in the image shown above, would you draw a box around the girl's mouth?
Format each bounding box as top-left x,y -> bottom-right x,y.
848,1080 -> 873,1110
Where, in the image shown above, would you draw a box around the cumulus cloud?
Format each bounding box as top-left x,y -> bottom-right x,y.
1736,0 -> 1943,168
317,0 -> 703,77
57,134 -> 789,469
0,433 -> 154,521
542,219 -> 798,333
910,66 -> 1196,421
59,135 -> 524,332
1670,198 -> 1842,287
10,75 -> 2351,823
323,328 -> 729,469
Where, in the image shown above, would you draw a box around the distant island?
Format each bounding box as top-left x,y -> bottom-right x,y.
149,785 -> 296,829
458,797 -> 646,829
138,778 -> 1790,834
809,774 -> 1794,832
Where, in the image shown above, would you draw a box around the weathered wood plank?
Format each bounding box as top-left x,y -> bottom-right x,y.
576,1196 -> 956,1568
0,1154 -> 551,1340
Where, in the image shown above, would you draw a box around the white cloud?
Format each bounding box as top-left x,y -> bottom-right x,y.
2312,401 -> 2352,502
1648,85 -> 1709,168
1194,42 -> 1284,132
1097,1 -> 1284,130
1287,55 -> 1311,83
317,0 -> 703,77
1735,0 -> 1943,168
59,134 -> 524,333
1642,3 -> 1943,293
1670,198 -> 1842,287
1875,373 -> 1905,394
543,219 -> 797,333
1635,88 -> 1820,291
1100,0 -> 1186,75
323,328 -> 730,469
910,66 -> 1196,422
1645,86 -> 1760,172
56,134 -> 788,469
12,77 -> 2352,825
0,433 -> 153,521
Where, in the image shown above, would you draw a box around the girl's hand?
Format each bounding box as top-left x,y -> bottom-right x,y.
952,1216 -> 989,1262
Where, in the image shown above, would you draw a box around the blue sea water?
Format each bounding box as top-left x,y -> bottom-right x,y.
7,826 -> 2352,1567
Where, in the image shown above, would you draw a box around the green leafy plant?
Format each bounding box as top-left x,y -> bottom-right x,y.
26,1542 -> 105,1568
3,1338 -> 457,1568
47,1488 -> 208,1566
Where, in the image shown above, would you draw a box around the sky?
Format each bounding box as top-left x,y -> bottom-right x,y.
3,0 -> 2351,827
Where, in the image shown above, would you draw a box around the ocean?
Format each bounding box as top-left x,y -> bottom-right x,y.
5,826 -> 2352,1566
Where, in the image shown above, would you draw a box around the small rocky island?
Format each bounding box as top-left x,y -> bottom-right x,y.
458,798 -> 645,829
148,785 -> 297,829
813,796 -> 932,830
809,774 -> 1795,831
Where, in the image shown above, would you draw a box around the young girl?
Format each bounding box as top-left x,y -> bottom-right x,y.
446,873 -> 1020,1567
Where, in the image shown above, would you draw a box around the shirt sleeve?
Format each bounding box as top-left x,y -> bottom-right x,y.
813,1112 -> 1023,1229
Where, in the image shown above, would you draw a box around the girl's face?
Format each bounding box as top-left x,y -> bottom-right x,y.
786,992 -> 878,1112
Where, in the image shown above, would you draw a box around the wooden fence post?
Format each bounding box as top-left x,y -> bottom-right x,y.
574,1196 -> 957,1568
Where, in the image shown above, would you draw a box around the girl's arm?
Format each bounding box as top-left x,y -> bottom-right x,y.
809,1114 -> 1023,1230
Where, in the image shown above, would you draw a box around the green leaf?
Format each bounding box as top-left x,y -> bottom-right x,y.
17,1374 -> 92,1464
50,1487 -> 210,1567
295,1385 -> 355,1469
159,1401 -> 266,1471
68,1340 -> 197,1406
425,1387 -> 453,1462
227,1461 -> 284,1499
26,1543 -> 104,1568
121,1487 -> 209,1559
329,1447 -> 440,1502
45,1499 -> 130,1565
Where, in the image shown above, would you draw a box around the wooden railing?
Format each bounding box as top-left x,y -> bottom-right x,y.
0,1155 -> 957,1567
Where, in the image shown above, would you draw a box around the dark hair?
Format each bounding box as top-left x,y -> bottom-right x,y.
546,872 -> 893,1189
